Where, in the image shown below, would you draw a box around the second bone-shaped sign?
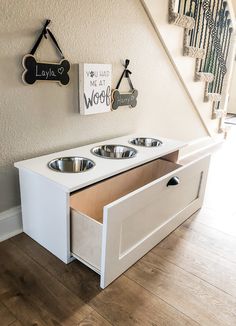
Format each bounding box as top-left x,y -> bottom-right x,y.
112,89 -> 138,110
22,55 -> 70,86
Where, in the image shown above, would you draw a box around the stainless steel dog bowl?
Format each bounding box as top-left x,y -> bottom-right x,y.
48,157 -> 95,173
129,137 -> 162,147
91,145 -> 137,159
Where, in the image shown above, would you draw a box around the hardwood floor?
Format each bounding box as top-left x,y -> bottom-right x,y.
1,129 -> 236,325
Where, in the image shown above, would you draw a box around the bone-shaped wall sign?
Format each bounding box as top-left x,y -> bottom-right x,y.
22,55 -> 70,86
111,89 -> 138,110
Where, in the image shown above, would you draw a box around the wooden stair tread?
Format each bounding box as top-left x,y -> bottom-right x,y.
169,13 -> 195,30
184,46 -> 205,59
195,72 -> 214,83
212,109 -> 224,119
206,93 -> 221,102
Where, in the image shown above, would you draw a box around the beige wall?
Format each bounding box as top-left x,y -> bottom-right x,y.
0,0 -> 207,213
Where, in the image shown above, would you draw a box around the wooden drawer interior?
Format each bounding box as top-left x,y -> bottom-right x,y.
70,158 -> 181,224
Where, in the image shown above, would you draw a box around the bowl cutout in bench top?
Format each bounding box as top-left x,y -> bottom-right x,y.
129,137 -> 162,147
91,145 -> 137,159
48,157 -> 95,173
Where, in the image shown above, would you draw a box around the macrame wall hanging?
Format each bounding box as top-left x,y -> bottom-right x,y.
22,20 -> 70,86
112,60 -> 138,110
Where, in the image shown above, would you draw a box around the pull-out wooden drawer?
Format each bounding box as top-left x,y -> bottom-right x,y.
70,155 -> 210,288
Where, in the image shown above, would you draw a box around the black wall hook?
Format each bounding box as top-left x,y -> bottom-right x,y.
43,19 -> 51,39
116,59 -> 133,90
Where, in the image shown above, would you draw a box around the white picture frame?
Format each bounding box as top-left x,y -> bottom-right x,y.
79,63 -> 112,115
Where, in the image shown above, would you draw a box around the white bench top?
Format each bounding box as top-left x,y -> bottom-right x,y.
14,134 -> 185,192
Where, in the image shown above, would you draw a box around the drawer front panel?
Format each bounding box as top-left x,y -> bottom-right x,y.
120,168 -> 202,256
100,155 -> 210,288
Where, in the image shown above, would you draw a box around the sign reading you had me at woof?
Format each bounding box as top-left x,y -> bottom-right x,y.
79,63 -> 112,115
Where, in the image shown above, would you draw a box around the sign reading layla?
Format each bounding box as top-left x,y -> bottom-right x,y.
112,59 -> 138,110
79,63 -> 112,115
22,20 -> 70,86
22,55 -> 70,85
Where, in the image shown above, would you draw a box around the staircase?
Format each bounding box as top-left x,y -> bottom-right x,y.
142,0 -> 235,138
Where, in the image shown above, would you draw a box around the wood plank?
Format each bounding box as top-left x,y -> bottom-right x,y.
11,233 -> 102,303
77,311 -> 112,325
0,291 -> 55,326
125,251 -> 236,326
0,302 -> 16,326
89,276 -> 198,325
191,206 -> 236,237
10,234 -> 197,325
177,214 -> 236,264
7,321 -> 23,326
0,240 -> 92,326
151,230 -> 236,298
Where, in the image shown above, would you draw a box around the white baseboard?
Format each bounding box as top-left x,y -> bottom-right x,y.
0,206 -> 22,242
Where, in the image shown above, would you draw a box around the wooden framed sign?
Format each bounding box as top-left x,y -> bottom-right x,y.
79,63 -> 112,115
